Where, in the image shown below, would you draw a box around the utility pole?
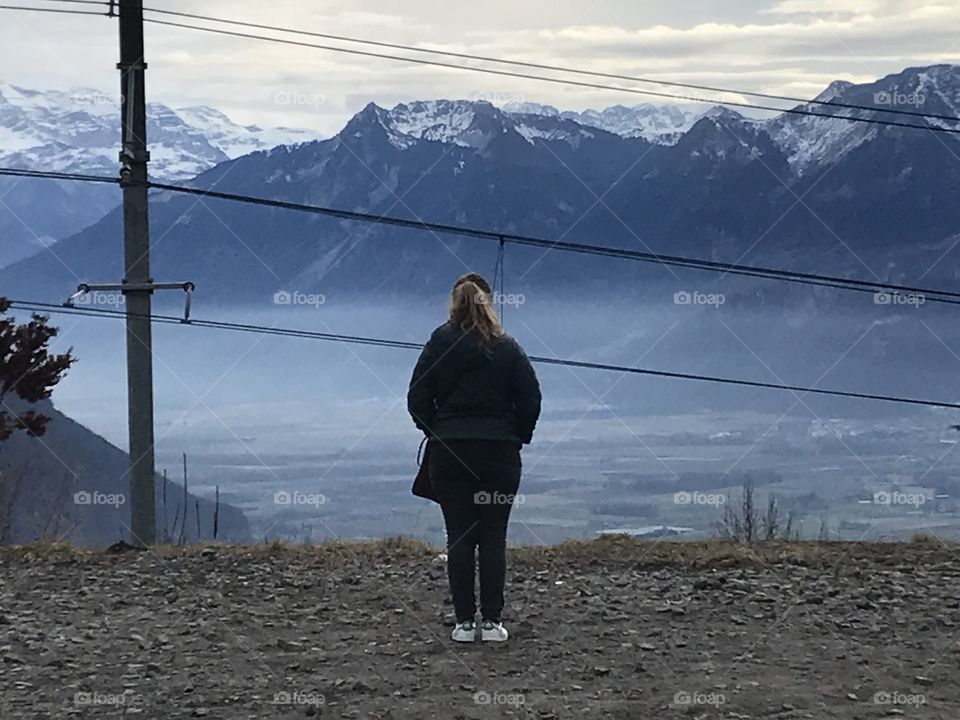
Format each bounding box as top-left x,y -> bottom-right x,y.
64,0 -> 192,543
118,0 -> 155,545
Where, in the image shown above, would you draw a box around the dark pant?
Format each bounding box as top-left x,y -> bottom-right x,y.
429,439 -> 521,623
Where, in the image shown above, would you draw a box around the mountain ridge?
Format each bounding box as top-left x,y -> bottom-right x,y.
1,64 -> 958,304
0,83 -> 321,180
0,84 -> 324,267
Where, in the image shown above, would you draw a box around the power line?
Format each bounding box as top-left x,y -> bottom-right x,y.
2,166 -> 959,306
11,300 -> 427,349
0,168 -> 119,183
141,6 -> 960,126
10,299 -> 960,411
141,16 -> 960,137
0,3 -> 108,14
36,0 -> 109,5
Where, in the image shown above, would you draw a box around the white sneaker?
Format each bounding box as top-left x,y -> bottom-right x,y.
451,620 -> 477,642
481,619 -> 509,642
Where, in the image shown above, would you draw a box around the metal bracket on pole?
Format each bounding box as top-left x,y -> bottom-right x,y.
116,61 -> 150,172
119,146 -> 151,172
65,281 -> 196,323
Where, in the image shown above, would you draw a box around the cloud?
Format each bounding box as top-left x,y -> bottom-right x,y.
762,0 -> 883,16
0,0 -> 957,134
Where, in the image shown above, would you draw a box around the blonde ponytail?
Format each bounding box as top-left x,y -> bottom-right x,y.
448,273 -> 503,353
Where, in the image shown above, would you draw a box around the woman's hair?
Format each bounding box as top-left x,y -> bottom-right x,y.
448,272 -> 503,353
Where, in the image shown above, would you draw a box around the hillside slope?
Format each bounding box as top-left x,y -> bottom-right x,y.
0,400 -> 251,546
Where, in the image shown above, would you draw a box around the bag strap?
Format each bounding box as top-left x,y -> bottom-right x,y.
417,435 -> 429,467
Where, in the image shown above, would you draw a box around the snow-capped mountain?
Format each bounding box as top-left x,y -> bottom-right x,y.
0,84 -> 321,181
3,64 -> 959,291
6,63 -> 959,309
358,98 -> 700,151
0,84 -> 323,268
362,99 -> 602,151
505,101 -> 708,144
503,65 -> 960,172
765,65 -> 960,175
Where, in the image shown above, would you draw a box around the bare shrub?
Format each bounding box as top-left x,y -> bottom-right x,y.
718,478 -> 795,542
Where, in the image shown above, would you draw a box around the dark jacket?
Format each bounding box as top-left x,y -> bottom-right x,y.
407,322 -> 542,444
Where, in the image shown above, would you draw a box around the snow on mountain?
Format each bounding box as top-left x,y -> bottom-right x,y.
0,84 -> 322,267
764,66 -> 960,175
816,80 -> 855,103
388,100 -> 482,146
2,65 -> 957,273
914,66 -> 960,129
0,84 -> 321,181
763,81 -> 878,175
501,66 -> 960,169
355,97 -> 745,153
353,99 -> 614,152
511,115 -> 598,148
504,101 -> 708,144
172,105 -> 316,160
506,102 -> 560,118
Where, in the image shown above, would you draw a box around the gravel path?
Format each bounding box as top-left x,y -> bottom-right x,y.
1,538 -> 958,719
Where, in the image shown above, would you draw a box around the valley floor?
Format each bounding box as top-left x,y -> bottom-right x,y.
1,537 -> 958,719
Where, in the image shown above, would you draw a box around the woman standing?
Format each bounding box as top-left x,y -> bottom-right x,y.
408,273 -> 542,643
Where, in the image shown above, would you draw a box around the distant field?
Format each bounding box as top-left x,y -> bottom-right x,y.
204,411 -> 960,545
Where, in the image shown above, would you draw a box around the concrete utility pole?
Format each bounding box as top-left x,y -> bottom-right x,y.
118,0 -> 156,545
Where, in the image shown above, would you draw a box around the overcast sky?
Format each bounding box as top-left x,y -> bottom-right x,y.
2,0 -> 958,134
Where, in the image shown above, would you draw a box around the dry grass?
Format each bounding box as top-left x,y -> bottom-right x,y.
3,534 -> 959,570
909,532 -> 943,544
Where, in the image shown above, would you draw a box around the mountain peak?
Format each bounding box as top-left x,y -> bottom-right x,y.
344,98 -> 717,150
339,102 -> 399,147
344,101 -> 387,125
339,99 -> 511,151
815,80 -> 854,103
388,99 -> 502,147
703,106 -> 749,124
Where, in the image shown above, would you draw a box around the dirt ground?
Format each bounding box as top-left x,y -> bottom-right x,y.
2,536 -> 959,719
